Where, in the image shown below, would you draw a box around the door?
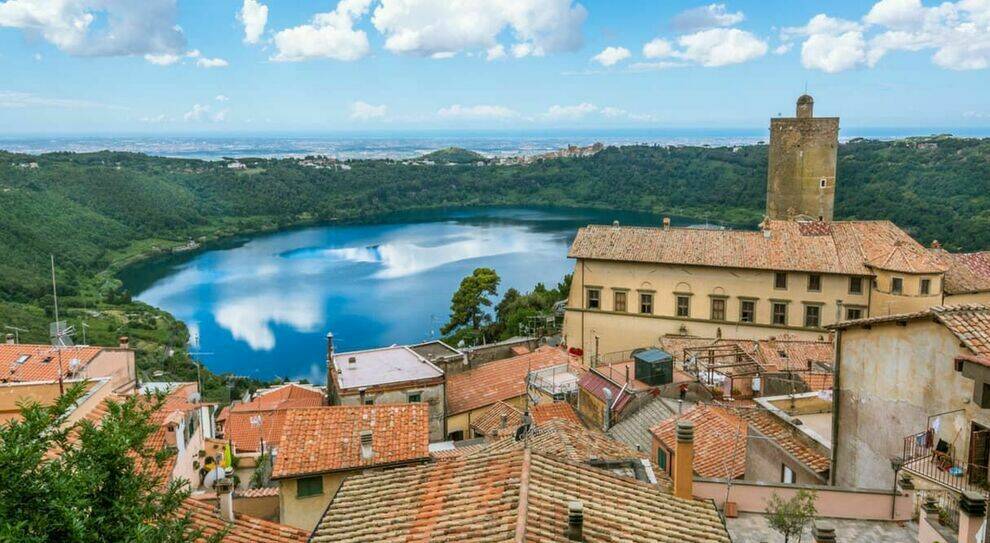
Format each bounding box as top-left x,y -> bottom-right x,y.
969,423 -> 990,487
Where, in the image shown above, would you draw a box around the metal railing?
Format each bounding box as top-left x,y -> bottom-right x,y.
916,488 -> 961,531
903,430 -> 990,497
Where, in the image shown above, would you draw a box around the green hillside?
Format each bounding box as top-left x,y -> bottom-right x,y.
418,147 -> 488,164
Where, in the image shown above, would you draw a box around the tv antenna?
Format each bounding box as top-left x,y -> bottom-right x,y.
3,325 -> 28,344
50,255 -> 75,395
188,351 -> 214,395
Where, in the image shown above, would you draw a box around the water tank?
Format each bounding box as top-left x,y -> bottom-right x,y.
633,349 -> 674,386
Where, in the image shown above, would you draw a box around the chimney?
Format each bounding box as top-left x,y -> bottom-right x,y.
813,525 -> 836,543
500,413 -> 509,429
216,477 -> 235,522
958,491 -> 986,543
931,240 -> 941,249
326,331 -> 334,362
5,333 -> 13,345
662,217 -> 671,230
673,419 -> 695,499
348,356 -> 357,368
118,336 -> 129,349
359,430 -> 373,460
566,501 -> 583,541
612,220 -> 620,227
602,388 -> 612,431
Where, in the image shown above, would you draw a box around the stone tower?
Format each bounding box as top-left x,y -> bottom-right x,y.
766,94 -> 840,221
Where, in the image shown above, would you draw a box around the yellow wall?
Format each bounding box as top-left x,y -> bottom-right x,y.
945,291 -> 990,305
278,472 -> 346,531
869,270 -> 943,316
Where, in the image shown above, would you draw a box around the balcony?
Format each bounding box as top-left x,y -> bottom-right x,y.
902,430 -> 990,497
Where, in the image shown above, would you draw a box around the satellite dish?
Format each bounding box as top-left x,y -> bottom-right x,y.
202,466 -> 227,489
68,358 -> 80,373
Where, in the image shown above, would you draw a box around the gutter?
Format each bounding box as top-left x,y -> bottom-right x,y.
829,327 -> 842,486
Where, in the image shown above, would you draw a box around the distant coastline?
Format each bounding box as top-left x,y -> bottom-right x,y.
2,127 -> 988,161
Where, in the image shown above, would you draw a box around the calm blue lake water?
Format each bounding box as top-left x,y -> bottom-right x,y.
120,207 -> 712,381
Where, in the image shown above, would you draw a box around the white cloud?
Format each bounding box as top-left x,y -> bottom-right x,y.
144,52 -> 182,65
672,3 -> 745,32
783,1 -> 990,72
271,0 -> 372,62
371,0 -> 586,59
215,94 -> 229,102
350,100 -> 387,120
196,57 -> 229,68
675,27 -> 768,67
212,109 -> 229,122
643,38 -> 674,58
183,103 -> 210,122
544,102 -> 597,120
437,104 -> 519,120
773,43 -> 792,55
238,0 -> 268,44
0,0 -> 185,58
628,60 -> 685,71
592,46 -> 630,66
486,44 -> 506,60
0,90 -> 120,109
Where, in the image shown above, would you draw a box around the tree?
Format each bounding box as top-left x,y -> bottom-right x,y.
765,489 -> 817,543
441,268 -> 500,335
0,383 -> 219,543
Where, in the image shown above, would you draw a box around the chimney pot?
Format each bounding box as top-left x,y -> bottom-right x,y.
566,500 -> 584,541
812,525 -> 836,543
118,336 -> 129,349
500,413 -> 509,429
663,217 -> 671,230
326,332 -> 335,361
216,477 -> 236,522
5,333 -> 14,345
673,419 -> 695,500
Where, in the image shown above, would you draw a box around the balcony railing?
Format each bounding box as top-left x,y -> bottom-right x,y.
903,430 -> 990,497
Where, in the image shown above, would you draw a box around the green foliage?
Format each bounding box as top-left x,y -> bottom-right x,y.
250,452 -> 273,489
0,383 -> 222,543
441,268 -> 501,335
418,147 -> 487,164
765,489 -> 818,543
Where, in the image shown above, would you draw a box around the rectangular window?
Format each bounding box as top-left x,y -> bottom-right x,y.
639,293 -> 653,314
846,307 -> 863,320
891,277 -> 903,295
711,298 -> 726,321
657,448 -> 668,472
772,303 -> 788,326
921,278 -> 931,295
587,289 -> 601,310
739,300 -> 755,323
297,476 -> 324,498
774,272 -> 788,289
804,305 -> 821,328
447,430 -> 464,441
808,274 -> 821,292
782,465 -> 795,484
407,393 -> 421,403
675,296 -> 690,317
613,291 -> 627,312
849,277 -> 863,295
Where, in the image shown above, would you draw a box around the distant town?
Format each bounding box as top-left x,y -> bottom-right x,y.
4,95 -> 990,543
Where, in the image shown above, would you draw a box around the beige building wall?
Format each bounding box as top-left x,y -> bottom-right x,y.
278,472 -> 346,531
563,259 -> 866,362
944,291 -> 990,305
337,382 -> 445,442
833,320 -> 988,489
744,427 -> 826,485
869,270 -> 943,316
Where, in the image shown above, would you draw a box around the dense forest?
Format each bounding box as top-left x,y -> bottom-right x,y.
1,136 -> 988,399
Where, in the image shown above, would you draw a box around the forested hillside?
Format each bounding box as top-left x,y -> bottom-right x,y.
1,136 -> 988,398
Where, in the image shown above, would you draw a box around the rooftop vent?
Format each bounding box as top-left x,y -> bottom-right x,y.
14,355 -> 29,366
359,430 -> 373,460
348,356 -> 357,369
566,501 -> 584,541
662,217 -> 671,230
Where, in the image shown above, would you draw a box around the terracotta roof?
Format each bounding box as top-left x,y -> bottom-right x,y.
569,220 -> 946,275
471,401 -> 524,439
0,344 -> 103,383
430,441 -> 489,459
939,251 -> 990,294
233,384 -> 324,412
577,370 -> 634,414
271,404 -> 430,479
800,372 -> 834,391
531,402 -> 582,426
479,419 -> 657,468
658,335 -> 720,362
754,339 -> 833,373
224,410 -> 288,453
446,346 -> 570,415
735,407 -> 830,474
830,305 -> 990,356
651,404 -> 748,479
236,486 -> 280,498
311,447 -> 730,543
179,497 -> 309,542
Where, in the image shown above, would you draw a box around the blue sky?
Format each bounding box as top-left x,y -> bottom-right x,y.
1,0 -> 988,134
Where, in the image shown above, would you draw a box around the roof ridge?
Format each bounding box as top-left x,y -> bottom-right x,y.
514,448 -> 532,543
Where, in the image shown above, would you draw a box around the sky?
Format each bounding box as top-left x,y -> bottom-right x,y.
0,0 -> 989,134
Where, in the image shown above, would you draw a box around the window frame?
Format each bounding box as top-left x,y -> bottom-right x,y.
845,307 -> 864,320
639,292 -> 654,315
586,288 -> 601,310
710,297 -> 727,321
771,302 -> 788,326
807,274 -> 822,292
407,392 -> 422,404
920,278 -> 931,296
849,277 -> 863,295
675,295 -> 690,317
613,290 -> 628,312
296,476 -> 324,498
781,465 -> 796,484
891,277 -> 904,295
657,447 -> 668,472
804,304 -> 822,328
774,272 -> 788,290
739,299 -> 756,323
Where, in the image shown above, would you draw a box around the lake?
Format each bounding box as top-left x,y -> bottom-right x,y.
120,207 -> 711,381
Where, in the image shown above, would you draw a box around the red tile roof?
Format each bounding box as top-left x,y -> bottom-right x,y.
831,305 -> 990,357
471,401 -> 524,439
0,344 -> 102,383
312,447 -> 730,542
179,497 -> 308,542
569,220 -> 946,275
735,407 -> 830,474
754,339 -> 833,373
223,384 -> 324,453
446,346 -> 570,415
232,384 -> 324,412
651,404 -> 748,479
271,404 -> 430,479
531,402 -> 582,426
937,250 -> 990,295
577,370 -> 634,414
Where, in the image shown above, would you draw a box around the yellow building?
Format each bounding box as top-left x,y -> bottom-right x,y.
563,218 -> 948,364
271,404 -> 430,531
